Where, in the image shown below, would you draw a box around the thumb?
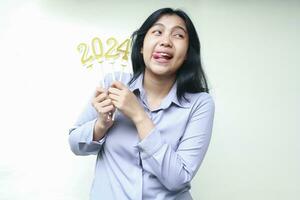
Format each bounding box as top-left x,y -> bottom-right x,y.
111,81 -> 126,90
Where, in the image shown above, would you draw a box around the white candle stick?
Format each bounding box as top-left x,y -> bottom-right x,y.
98,58 -> 105,88
106,58 -> 117,121
108,58 -> 116,82
119,59 -> 127,82
98,58 -> 113,120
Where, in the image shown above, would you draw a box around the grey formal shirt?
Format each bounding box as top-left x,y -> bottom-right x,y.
69,73 -> 215,200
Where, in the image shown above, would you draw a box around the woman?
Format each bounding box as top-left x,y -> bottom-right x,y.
69,7 -> 215,200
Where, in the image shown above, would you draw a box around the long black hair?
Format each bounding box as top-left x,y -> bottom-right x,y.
130,7 -> 209,101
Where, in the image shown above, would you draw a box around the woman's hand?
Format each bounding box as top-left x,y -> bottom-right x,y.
92,87 -> 115,140
108,81 -> 155,140
108,81 -> 147,124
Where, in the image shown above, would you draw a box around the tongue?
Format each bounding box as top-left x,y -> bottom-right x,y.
153,53 -> 161,59
153,52 -> 171,60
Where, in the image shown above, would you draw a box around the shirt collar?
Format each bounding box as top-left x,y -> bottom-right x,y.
128,73 -> 144,93
128,73 -> 190,110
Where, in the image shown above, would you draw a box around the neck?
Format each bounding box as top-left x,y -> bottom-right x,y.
143,71 -> 175,99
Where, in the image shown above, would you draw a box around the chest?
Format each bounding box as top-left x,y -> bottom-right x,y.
103,106 -> 190,159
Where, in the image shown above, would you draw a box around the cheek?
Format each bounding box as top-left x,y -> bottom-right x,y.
173,46 -> 188,69
179,44 -> 189,60
142,40 -> 156,62
176,48 -> 188,61
142,53 -> 148,65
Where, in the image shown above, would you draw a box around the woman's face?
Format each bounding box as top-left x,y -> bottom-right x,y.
142,14 -> 189,79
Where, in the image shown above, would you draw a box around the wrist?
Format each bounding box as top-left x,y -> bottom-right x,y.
93,119 -> 107,141
95,118 -> 108,131
132,110 -> 148,125
133,111 -> 155,140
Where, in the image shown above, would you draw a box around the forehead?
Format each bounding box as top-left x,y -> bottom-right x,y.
153,14 -> 187,30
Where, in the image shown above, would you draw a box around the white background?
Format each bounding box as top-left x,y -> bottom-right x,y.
0,0 -> 299,199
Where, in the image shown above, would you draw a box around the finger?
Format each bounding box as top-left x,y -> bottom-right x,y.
98,105 -> 114,114
108,93 -> 119,101
99,98 -> 113,107
95,104 -> 115,115
111,81 -> 126,90
92,93 -> 108,107
96,86 -> 106,95
94,86 -> 106,97
108,87 -> 121,95
111,100 -> 121,108
94,92 -> 108,102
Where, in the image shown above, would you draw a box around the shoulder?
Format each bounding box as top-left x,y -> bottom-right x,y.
183,92 -> 215,112
181,93 -> 215,125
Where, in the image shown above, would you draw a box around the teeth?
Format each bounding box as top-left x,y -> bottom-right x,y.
159,52 -> 171,58
161,53 -> 171,58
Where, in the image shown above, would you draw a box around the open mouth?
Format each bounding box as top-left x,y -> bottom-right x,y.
152,52 -> 173,61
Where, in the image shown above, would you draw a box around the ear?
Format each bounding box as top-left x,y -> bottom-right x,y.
140,47 -> 143,54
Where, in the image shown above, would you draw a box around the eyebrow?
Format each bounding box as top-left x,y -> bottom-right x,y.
152,23 -> 187,33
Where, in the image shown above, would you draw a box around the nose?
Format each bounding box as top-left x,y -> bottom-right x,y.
159,35 -> 172,48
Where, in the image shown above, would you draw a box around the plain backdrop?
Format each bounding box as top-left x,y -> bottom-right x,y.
0,0 -> 299,200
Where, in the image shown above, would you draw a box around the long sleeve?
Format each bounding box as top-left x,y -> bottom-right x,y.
137,94 -> 215,191
68,101 -> 105,156
69,72 -> 131,156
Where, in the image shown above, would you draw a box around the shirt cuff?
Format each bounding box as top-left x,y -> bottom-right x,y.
79,119 -> 106,145
137,128 -> 164,159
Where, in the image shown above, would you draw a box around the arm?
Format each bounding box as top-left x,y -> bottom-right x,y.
68,101 -> 104,156
137,95 -> 215,191
108,81 -> 215,191
69,87 -> 115,156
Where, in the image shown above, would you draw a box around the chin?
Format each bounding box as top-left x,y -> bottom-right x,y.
149,69 -> 175,78
145,63 -> 176,77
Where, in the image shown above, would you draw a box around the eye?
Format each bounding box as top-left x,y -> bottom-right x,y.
174,33 -> 184,39
152,30 -> 162,36
173,30 -> 186,39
